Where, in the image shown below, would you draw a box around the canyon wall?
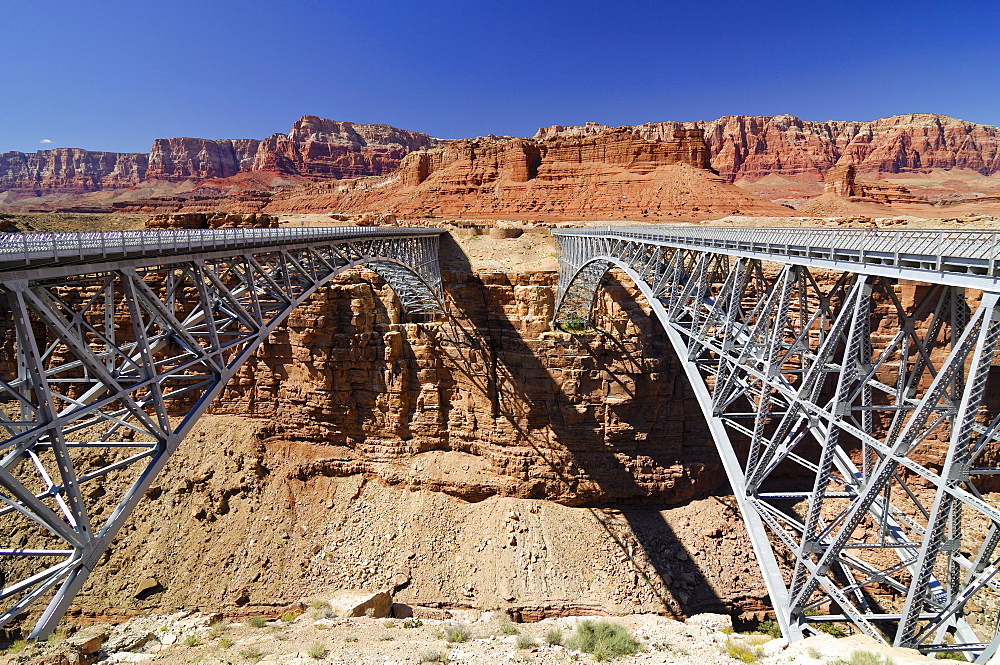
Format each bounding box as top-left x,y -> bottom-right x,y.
259,128 -> 793,219
7,113 -> 1000,206
65,259 -> 769,623
0,116 -> 440,202
537,113 -> 1000,182
0,148 -> 148,194
146,138 -> 262,181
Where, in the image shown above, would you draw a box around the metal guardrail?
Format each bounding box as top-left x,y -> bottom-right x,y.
554,226 -> 1000,278
0,226 -> 447,271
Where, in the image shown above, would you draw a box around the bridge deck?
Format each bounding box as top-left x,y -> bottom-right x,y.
0,226 -> 446,273
554,225 -> 1000,290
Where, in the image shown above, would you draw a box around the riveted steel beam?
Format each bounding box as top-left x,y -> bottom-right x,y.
554,226 -> 1000,660
0,227 -> 445,638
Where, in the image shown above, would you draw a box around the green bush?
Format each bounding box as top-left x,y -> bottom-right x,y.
239,645 -> 264,662
444,623 -> 471,643
756,620 -> 783,639
566,620 -> 642,661
307,642 -> 326,659
830,651 -> 895,665
420,649 -> 448,662
403,618 -> 423,629
544,627 -> 563,646
516,634 -> 536,649
280,611 -> 296,623
724,638 -> 763,663
246,615 -> 267,628
218,636 -> 234,649
182,634 -> 200,647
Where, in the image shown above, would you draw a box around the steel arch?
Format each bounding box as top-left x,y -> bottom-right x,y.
0,228 -> 445,638
554,227 -> 1000,661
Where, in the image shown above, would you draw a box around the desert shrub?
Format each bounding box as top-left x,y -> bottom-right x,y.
544,628 -> 563,646
936,652 -> 968,661
499,618 -> 519,635
239,645 -> 264,661
208,622 -> 230,639
444,623 -> 471,643
724,638 -> 763,663
280,611 -> 296,623
307,642 -> 326,659
830,651 -> 895,665
246,615 -> 267,628
562,315 -> 592,333
566,620 -> 642,661
383,619 -> 395,628
403,618 -> 423,629
516,634 -> 536,649
308,599 -> 330,610
756,620 -> 782,639
219,636 -> 234,649
420,649 -> 448,662
183,634 -> 200,647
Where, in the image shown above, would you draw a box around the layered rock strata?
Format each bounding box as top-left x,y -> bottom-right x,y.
146,138 -> 261,181
144,212 -> 279,229
0,148 -> 147,194
823,164 -> 931,205
0,116 -> 439,201
537,114 -> 1000,182
260,129 -> 793,219
64,264 -> 771,622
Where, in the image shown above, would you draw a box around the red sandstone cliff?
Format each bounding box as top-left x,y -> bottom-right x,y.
0,116 -> 439,202
0,148 -> 147,194
537,113 -> 1000,182
251,116 -> 440,178
262,128 -> 792,219
145,138 -> 261,181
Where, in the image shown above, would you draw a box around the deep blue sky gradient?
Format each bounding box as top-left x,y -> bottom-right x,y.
2,0 -> 999,154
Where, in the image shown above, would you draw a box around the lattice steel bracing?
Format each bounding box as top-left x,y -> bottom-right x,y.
0,227 -> 445,638
554,226 -> 1000,661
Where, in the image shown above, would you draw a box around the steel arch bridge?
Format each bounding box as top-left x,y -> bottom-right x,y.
0,226 -> 445,639
554,225 -> 1000,661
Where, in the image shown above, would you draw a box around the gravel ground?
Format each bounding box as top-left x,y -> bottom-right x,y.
0,610 -> 942,665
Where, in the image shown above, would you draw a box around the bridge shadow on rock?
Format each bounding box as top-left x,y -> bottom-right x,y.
426,236 -> 752,618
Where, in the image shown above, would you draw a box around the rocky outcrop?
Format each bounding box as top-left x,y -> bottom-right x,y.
145,211 -> 279,229
145,138 -> 261,181
0,148 -> 147,194
537,113 -> 1000,182
264,128 -> 792,219
251,116 -> 440,178
0,117 -> 438,200
69,265 -> 768,621
823,164 -> 931,204
210,268 -> 719,504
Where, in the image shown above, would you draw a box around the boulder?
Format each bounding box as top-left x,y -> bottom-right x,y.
319,589 -> 392,618
685,612 -> 733,632
65,627 -> 108,656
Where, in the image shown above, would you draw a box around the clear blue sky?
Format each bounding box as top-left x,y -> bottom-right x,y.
2,0 -> 999,154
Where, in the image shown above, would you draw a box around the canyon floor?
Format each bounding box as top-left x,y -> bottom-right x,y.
0,608 -> 942,665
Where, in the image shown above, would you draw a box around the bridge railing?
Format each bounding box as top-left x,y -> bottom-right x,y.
0,226 -> 446,271
555,226 -> 1000,278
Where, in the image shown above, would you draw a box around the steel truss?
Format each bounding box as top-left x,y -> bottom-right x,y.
0,228 -> 445,638
554,227 -> 1000,661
